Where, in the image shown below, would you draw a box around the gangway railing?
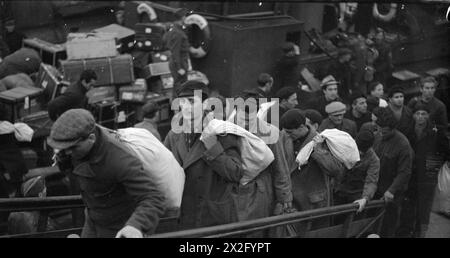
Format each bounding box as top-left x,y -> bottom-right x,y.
0,195 -> 177,238
149,200 -> 386,238
0,196 -> 385,238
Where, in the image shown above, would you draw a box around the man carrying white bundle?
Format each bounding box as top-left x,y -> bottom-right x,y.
47,109 -> 165,238
164,80 -> 244,230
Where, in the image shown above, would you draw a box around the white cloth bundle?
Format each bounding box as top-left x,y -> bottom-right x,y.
116,127 -> 185,208
227,101 -> 280,145
296,129 -> 360,170
0,121 -> 34,142
201,119 -> 275,185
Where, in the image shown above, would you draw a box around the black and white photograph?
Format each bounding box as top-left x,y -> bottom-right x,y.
0,0 -> 449,243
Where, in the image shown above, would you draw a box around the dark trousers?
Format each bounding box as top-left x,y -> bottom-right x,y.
374,192 -> 404,238
80,209 -> 118,238
398,183 -> 436,237
171,71 -> 188,97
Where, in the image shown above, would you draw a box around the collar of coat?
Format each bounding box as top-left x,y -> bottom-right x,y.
71,126 -> 108,178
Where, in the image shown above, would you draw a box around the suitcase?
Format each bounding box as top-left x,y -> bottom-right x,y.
22,38 -> 67,67
89,101 -> 119,129
160,74 -> 174,89
93,24 -> 136,53
0,87 -> 43,122
60,54 -> 135,86
66,32 -> 118,60
142,62 -> 171,79
145,93 -> 171,121
35,63 -> 69,103
119,79 -> 147,103
20,148 -> 38,170
134,23 -> 166,51
391,70 -> 422,100
86,86 -> 117,104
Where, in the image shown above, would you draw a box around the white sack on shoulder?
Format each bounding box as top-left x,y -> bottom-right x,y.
116,127 -> 185,208
321,129 -> 360,169
201,119 -> 274,185
295,129 -> 360,170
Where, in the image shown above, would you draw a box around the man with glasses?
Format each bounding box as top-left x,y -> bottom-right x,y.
47,109 -> 165,238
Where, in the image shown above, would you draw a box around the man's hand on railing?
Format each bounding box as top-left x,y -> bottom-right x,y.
273,202 -> 296,215
353,198 -> 368,213
115,225 -> 143,238
282,201 -> 296,213
382,191 -> 394,203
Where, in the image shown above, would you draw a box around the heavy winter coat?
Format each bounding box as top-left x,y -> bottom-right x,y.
164,131 -> 244,229
70,126 -> 165,235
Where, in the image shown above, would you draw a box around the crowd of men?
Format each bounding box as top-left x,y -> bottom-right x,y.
36,65 -> 449,238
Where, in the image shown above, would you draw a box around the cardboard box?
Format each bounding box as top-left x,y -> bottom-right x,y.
66,32 -> 118,60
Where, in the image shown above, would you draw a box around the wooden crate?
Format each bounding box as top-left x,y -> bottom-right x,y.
0,87 -> 44,122
22,38 -> 67,67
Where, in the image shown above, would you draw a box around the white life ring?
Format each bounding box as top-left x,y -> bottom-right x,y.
184,14 -> 211,58
137,2 -> 157,22
373,3 -> 397,22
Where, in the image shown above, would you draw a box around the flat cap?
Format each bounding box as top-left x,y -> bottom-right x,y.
47,109 -> 96,150
280,108 -> 306,130
325,101 -> 347,115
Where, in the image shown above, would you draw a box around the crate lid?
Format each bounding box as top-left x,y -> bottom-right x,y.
67,32 -> 117,42
0,87 -> 43,102
23,38 -> 66,52
93,24 -> 136,39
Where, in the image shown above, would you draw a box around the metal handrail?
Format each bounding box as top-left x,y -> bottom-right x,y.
149,200 -> 386,238
0,196 -> 385,238
0,195 -> 84,213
